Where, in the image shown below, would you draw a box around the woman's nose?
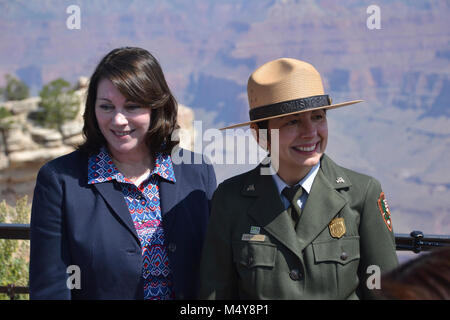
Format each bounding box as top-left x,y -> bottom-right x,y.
111,111 -> 128,125
298,119 -> 316,138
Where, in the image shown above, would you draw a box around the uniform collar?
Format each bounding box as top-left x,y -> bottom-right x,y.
87,146 -> 176,185
270,161 -> 320,196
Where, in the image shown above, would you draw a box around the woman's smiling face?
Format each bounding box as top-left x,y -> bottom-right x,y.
95,77 -> 152,159
268,109 -> 328,184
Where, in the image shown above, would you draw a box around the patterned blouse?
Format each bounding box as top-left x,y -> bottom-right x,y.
87,147 -> 176,300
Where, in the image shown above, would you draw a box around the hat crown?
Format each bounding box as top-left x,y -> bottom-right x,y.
247,58 -> 325,109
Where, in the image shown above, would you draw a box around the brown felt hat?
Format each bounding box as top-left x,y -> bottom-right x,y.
220,58 -> 363,130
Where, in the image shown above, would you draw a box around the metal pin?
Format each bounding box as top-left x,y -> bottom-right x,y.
336,177 -> 345,184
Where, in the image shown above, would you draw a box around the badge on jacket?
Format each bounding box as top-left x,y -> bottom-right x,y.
377,192 -> 393,232
242,234 -> 266,242
329,217 -> 346,238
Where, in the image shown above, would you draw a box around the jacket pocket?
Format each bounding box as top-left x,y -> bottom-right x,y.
311,236 -> 361,297
312,236 -> 360,265
232,241 -> 277,269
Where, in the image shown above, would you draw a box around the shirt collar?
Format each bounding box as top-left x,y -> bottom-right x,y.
153,150 -> 176,183
87,147 -> 176,185
270,161 -> 321,196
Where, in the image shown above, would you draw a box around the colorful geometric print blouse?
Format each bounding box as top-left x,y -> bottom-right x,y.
87,147 -> 176,300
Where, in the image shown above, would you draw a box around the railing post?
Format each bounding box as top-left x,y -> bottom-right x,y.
7,284 -> 16,300
410,230 -> 424,253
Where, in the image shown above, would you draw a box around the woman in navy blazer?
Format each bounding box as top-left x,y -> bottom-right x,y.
29,47 -> 217,299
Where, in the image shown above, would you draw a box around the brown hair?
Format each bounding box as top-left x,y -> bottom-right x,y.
78,47 -> 179,158
379,247 -> 450,300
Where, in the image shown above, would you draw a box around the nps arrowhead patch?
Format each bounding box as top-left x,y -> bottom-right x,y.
377,192 -> 392,232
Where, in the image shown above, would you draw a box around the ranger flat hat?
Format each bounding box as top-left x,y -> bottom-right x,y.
221,58 -> 363,130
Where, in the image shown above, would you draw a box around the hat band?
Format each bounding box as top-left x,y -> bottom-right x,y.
249,94 -> 331,121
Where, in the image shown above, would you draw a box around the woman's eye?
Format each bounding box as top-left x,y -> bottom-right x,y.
312,113 -> 324,121
125,105 -> 142,111
286,119 -> 298,126
99,104 -> 113,111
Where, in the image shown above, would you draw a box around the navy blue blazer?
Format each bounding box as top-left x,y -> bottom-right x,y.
29,148 -> 217,299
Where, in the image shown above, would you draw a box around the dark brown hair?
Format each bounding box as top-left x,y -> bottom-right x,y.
379,247 -> 450,300
78,47 -> 179,158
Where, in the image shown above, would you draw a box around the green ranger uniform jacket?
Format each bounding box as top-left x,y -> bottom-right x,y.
199,154 -> 398,299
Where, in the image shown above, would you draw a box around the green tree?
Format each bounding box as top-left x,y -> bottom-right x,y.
35,78 -> 80,130
2,74 -> 30,101
0,196 -> 31,300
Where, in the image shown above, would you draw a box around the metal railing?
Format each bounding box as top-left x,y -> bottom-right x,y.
0,223 -> 30,240
395,230 -> 450,253
1,223 -> 450,300
0,223 -> 30,300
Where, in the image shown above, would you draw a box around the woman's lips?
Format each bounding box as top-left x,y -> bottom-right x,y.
111,129 -> 135,137
291,142 -> 319,153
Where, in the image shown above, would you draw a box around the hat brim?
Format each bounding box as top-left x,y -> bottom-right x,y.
219,100 -> 364,130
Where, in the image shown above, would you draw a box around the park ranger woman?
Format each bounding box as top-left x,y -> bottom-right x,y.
199,58 -> 398,299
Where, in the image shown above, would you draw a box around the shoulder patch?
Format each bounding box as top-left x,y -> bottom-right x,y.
377,192 -> 392,232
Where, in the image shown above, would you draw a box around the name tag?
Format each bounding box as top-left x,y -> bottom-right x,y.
241,234 -> 266,242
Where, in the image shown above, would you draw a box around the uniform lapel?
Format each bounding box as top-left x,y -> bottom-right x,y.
93,181 -> 140,243
246,164 -> 303,260
295,155 -> 350,252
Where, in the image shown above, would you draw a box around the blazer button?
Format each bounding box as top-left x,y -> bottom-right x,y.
340,252 -> 348,261
168,243 -> 176,252
289,269 -> 302,281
